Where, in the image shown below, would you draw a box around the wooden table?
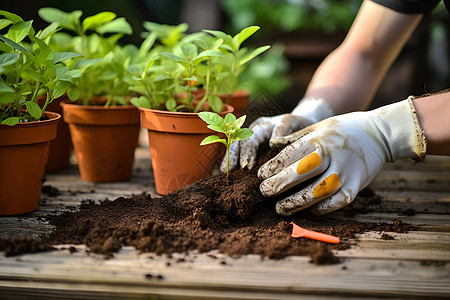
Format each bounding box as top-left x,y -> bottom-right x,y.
1,146 -> 449,299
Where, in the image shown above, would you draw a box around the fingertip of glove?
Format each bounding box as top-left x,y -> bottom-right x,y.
259,180 -> 270,196
275,201 -> 292,216
269,137 -> 287,149
257,164 -> 270,180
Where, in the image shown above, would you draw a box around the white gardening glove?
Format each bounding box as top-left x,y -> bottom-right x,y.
221,98 -> 334,173
258,96 -> 426,216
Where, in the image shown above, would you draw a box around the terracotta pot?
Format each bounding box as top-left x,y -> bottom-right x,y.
61,102 -> 140,182
221,90 -> 249,117
0,111 -> 60,215
187,89 -> 249,117
38,95 -> 73,171
139,104 -> 234,195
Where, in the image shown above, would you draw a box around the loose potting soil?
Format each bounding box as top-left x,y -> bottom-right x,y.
0,146 -> 416,264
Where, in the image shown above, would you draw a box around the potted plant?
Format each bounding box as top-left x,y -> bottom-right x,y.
0,10 -> 81,215
199,112 -> 253,177
38,8 -> 141,182
200,26 -> 270,116
128,23 -> 269,194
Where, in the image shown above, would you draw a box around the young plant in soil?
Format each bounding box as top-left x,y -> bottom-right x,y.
199,112 -> 253,177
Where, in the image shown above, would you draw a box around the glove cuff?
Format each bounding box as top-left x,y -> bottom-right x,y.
291,97 -> 334,123
372,96 -> 427,162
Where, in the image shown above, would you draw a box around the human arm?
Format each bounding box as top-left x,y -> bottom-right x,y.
258,95 -> 429,216
222,0 -> 424,172
258,91 -> 449,216
304,0 -> 423,114
414,91 -> 450,156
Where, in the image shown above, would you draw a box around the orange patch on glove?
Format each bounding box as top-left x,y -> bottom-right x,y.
297,152 -> 322,175
313,173 -> 340,198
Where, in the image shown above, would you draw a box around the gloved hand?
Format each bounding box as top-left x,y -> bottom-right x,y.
220,98 -> 334,173
258,96 -> 426,216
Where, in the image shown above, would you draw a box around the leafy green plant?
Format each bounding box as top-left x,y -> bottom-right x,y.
221,0 -> 361,34
38,7 -> 133,106
129,24 -> 270,113
198,112 -> 253,177
161,41 -> 225,112
0,10 -> 81,126
128,54 -> 181,112
240,44 -> 291,97
141,21 -> 189,50
127,24 -> 184,112
203,26 -> 270,102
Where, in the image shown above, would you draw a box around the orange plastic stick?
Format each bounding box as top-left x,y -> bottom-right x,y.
290,222 -> 340,244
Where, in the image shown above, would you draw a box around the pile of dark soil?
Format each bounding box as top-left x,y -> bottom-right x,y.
0,147 -> 416,264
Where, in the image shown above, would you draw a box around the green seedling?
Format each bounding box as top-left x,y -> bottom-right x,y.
199,112 -> 253,177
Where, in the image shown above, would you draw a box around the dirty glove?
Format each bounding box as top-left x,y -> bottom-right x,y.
221,98 -> 334,173
258,96 -> 426,216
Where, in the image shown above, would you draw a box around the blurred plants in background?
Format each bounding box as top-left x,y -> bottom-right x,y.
221,0 -> 362,34
239,44 -> 291,97
219,0 -> 362,99
428,2 -> 450,91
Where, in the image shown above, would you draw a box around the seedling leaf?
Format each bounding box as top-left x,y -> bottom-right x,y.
236,26 -> 260,47
199,112 -> 253,177
200,135 -> 226,146
224,113 -> 236,124
234,128 -> 253,140
198,111 -> 223,126
0,52 -> 20,68
0,35 -> 29,53
7,20 -> 33,43
1,116 -> 19,126
26,101 -> 42,119
52,52 -> 81,64
82,11 -> 116,33
97,17 -> 132,35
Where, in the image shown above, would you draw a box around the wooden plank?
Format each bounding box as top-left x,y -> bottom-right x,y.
1,247 -> 449,299
339,213 -> 450,227
1,147 -> 450,299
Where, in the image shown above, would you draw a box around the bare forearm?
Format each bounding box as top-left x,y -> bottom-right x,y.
304,0 -> 422,115
304,46 -> 384,114
413,91 -> 450,156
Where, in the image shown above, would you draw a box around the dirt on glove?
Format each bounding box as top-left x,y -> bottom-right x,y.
0,146 -> 415,264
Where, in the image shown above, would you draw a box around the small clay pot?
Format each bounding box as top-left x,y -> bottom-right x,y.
186,89 -> 249,117
0,111 -> 60,215
139,104 -> 234,195
38,95 -> 73,171
220,90 -> 249,117
61,101 -> 140,182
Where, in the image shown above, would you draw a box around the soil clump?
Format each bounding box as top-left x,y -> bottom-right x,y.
0,146 -> 416,264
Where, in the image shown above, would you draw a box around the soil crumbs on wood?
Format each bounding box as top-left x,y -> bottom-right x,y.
0,148 -> 415,264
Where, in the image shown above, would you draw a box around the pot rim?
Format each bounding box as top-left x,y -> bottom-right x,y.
0,111 -> 61,127
138,103 -> 234,117
60,100 -> 137,110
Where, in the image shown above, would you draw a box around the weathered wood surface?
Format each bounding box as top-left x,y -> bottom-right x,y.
1,147 -> 450,299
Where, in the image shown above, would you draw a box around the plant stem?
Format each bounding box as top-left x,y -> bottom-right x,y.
144,81 -> 156,109
195,58 -> 211,113
225,132 -> 232,178
226,143 -> 230,178
41,90 -> 52,112
187,63 -> 193,111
